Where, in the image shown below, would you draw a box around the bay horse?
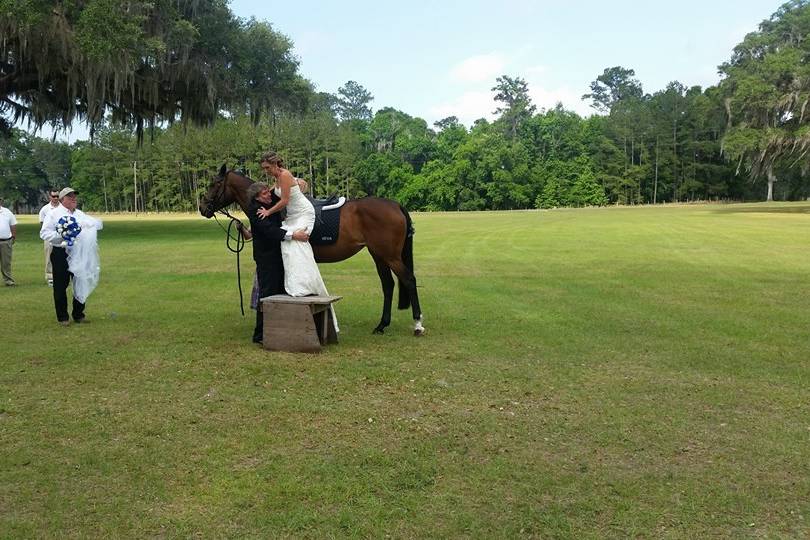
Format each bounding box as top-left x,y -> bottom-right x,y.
199,165 -> 425,336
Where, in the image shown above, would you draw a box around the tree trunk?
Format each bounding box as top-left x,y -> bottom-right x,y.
672,120 -> 678,202
654,136 -> 659,204
637,136 -> 643,203
308,151 -> 314,196
631,136 -> 634,167
133,161 -> 138,215
767,166 -> 777,202
102,175 -> 109,213
192,170 -> 199,210
692,132 -> 697,201
623,135 -> 628,173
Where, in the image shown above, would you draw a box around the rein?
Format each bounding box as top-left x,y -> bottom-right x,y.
213,207 -> 249,316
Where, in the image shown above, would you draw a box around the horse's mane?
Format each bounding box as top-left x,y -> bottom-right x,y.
229,169 -> 255,183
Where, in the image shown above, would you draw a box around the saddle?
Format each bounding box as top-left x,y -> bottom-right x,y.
306,194 -> 346,245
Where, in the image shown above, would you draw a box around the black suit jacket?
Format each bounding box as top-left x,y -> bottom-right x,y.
248,198 -> 287,296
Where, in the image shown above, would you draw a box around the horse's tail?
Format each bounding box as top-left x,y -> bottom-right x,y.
398,204 -> 415,310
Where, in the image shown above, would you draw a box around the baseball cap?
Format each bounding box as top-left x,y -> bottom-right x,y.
58,187 -> 77,199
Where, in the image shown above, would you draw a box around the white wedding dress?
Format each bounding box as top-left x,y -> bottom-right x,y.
275,184 -> 338,330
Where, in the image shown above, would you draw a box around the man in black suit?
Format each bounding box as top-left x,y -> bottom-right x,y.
245,182 -> 309,344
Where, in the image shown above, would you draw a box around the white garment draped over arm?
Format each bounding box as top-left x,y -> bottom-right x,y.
77,214 -> 103,230
68,210 -> 103,303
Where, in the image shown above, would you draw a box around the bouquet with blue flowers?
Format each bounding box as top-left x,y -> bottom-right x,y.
56,215 -> 82,246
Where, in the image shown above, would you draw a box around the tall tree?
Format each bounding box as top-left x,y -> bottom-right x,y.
492,75 -> 536,139
582,66 -> 644,113
433,116 -> 460,132
0,1 -> 308,140
720,0 -> 810,201
335,81 -> 373,122
653,82 -> 689,201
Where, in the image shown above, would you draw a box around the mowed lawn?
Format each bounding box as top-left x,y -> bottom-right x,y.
2,203 -> 809,538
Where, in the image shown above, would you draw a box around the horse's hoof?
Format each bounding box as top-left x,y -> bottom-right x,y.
373,328 -> 385,335
414,328 -> 426,337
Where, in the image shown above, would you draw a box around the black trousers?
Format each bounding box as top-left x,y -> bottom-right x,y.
51,247 -> 85,322
253,258 -> 284,342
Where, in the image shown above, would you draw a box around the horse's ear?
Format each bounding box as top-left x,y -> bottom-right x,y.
219,164 -> 227,177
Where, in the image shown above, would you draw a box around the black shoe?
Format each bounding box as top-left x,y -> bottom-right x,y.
74,317 -> 86,324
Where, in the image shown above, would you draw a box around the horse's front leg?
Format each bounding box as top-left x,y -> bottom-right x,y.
372,255 -> 395,334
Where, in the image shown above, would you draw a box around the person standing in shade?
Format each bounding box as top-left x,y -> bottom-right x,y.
0,196 -> 17,286
40,187 -> 104,326
38,189 -> 61,286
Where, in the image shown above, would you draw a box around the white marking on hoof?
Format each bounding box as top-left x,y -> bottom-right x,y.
414,317 -> 425,336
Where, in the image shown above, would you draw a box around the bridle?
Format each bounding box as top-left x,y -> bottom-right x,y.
205,172 -> 251,316
202,175 -> 229,218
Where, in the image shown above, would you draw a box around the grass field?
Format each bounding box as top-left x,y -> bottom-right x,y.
2,203 -> 810,538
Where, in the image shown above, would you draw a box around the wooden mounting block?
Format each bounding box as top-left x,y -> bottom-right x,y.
260,295 -> 342,353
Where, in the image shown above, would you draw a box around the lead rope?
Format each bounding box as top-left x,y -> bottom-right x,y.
214,209 -> 249,316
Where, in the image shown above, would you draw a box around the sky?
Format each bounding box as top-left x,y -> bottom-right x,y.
227,0 -> 783,125
29,0 -> 786,141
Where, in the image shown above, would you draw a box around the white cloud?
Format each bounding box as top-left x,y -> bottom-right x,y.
449,53 -> 508,83
525,64 -> 547,76
528,84 -> 592,117
428,90 -> 497,126
428,82 -> 594,128
429,52 -> 595,126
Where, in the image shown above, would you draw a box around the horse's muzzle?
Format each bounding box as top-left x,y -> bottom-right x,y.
199,201 -> 214,218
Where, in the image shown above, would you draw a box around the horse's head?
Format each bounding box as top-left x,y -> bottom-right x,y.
199,164 -> 234,218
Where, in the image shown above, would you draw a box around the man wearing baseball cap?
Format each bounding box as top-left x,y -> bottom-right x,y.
40,187 -> 104,325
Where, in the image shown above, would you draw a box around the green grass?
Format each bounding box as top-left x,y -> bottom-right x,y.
2,203 -> 810,538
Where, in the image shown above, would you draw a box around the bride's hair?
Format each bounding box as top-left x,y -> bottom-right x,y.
261,151 -> 284,167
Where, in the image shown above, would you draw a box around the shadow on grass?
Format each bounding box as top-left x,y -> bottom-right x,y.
711,203 -> 810,215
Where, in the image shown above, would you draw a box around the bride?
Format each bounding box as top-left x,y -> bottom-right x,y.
257,152 -> 338,328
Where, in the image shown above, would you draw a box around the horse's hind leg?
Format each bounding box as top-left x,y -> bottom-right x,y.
390,260 -> 425,336
372,255 -> 395,334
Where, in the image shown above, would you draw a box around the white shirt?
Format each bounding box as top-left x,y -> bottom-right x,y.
40,204 -> 103,247
39,202 -> 59,223
0,207 -> 17,239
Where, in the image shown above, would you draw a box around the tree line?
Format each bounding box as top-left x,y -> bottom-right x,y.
1,0 -> 808,212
